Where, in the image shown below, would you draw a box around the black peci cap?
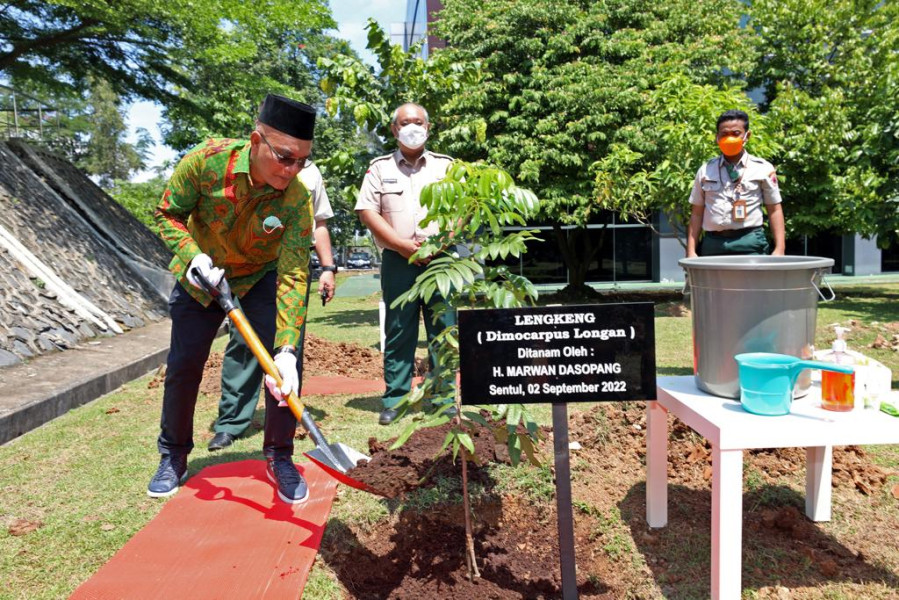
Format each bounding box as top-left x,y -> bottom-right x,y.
258,94 -> 316,140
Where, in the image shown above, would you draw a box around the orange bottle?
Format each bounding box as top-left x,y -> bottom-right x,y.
821,327 -> 855,412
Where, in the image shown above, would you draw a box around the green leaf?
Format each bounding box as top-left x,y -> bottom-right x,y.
457,432 -> 475,455
462,411 -> 490,427
437,431 -> 454,456
390,421 -> 419,450
506,404 -> 522,429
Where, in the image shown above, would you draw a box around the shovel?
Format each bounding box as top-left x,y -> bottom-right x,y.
191,268 -> 381,495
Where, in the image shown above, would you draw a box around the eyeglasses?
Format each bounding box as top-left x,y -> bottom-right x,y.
258,131 -> 307,169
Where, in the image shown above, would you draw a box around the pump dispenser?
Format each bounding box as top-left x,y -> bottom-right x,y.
832,327 -> 848,362
821,326 -> 856,411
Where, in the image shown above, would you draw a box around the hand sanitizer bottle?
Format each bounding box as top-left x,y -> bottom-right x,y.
821,326 -> 856,412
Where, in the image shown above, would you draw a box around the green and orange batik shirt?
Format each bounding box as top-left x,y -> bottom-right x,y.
154,138 -> 313,348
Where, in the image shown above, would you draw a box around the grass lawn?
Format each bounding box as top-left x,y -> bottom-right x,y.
1,278 -> 898,599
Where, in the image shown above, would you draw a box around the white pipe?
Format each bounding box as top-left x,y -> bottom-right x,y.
0,223 -> 123,334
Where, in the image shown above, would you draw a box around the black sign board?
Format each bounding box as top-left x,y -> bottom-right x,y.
458,303 -> 656,405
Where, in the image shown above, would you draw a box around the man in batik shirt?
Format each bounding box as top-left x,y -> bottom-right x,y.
147,94 -> 315,504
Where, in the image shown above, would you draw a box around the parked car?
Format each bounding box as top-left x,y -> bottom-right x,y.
346,252 -> 373,269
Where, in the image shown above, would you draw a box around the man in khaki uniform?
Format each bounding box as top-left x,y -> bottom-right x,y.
354,102 -> 455,425
686,109 -> 785,257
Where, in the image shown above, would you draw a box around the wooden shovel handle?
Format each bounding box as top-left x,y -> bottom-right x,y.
227,308 -> 306,421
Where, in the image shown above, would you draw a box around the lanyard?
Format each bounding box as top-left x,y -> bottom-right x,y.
722,158 -> 744,200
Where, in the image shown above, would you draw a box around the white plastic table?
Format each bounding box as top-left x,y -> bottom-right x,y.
646,376 -> 899,599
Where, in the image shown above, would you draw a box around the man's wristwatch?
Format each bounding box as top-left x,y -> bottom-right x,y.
320,265 -> 338,273
276,345 -> 298,358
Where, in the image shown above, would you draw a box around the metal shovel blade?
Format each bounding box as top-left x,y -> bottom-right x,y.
304,443 -> 384,495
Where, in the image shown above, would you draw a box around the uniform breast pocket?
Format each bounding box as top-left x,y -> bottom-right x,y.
701,180 -> 721,192
379,188 -> 405,212
742,179 -> 762,194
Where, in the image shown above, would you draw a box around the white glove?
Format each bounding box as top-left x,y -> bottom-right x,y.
265,350 -> 299,407
186,253 -> 225,290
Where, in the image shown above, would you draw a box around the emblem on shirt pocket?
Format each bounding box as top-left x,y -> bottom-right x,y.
263,215 -> 284,234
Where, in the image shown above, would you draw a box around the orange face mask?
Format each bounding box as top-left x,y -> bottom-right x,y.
718,135 -> 745,156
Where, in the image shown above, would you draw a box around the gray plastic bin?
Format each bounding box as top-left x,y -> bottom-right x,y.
678,255 -> 834,398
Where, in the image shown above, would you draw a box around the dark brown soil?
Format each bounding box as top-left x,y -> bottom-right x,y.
346,420 -> 514,498
148,333 -> 899,597
321,402 -> 898,599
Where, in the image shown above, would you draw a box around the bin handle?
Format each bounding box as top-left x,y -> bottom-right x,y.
682,271 -> 691,296
811,269 -> 835,302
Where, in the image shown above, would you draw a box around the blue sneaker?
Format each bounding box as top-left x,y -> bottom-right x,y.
266,456 -> 309,504
147,454 -> 188,498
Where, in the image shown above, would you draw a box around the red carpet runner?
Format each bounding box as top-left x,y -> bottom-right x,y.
70,460 -> 338,600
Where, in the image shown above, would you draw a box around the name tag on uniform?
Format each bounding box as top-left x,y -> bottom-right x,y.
383,178 -> 398,184
733,199 -> 747,221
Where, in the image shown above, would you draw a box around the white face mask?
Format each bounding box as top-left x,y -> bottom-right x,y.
396,123 -> 428,149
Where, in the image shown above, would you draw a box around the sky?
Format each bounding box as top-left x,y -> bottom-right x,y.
126,0 -> 406,181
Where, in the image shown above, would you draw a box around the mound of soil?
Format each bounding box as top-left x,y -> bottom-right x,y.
323,402 -> 898,599
346,420 -> 513,498
302,333 -> 383,380
149,334 -> 433,397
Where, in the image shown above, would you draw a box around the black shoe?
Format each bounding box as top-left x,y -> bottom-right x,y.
266,456 -> 309,504
147,454 -> 188,498
207,432 -> 235,451
379,408 -> 399,425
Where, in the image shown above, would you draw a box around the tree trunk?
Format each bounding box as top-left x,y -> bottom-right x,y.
457,390 -> 480,579
553,224 -> 606,294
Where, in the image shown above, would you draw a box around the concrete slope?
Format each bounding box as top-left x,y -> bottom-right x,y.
0,142 -> 168,367
7,140 -> 174,299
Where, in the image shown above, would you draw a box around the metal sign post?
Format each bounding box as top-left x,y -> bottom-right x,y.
553,402 -> 578,600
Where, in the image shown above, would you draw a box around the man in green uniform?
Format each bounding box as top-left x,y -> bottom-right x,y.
354,103 -> 456,425
148,94 -> 315,504
686,109 -> 785,257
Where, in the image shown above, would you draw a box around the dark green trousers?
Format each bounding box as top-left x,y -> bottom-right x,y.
214,273 -> 309,438
381,250 -> 456,409
699,226 -> 769,256
213,323 -> 266,437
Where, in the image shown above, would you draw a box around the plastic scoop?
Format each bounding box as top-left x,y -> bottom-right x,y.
734,352 -> 854,416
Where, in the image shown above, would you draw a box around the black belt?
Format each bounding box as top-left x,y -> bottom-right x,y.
705,226 -> 761,239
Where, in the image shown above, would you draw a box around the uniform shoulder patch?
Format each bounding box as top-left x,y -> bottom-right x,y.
768,170 -> 779,188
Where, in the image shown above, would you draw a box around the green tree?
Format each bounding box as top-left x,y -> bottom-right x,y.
391,160 -> 543,577
160,31 -> 340,151
80,78 -> 150,186
433,0 -> 758,293
318,19 -> 482,155
593,75 -> 781,234
0,0 -> 332,111
747,0 -> 899,243
107,173 -> 168,228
